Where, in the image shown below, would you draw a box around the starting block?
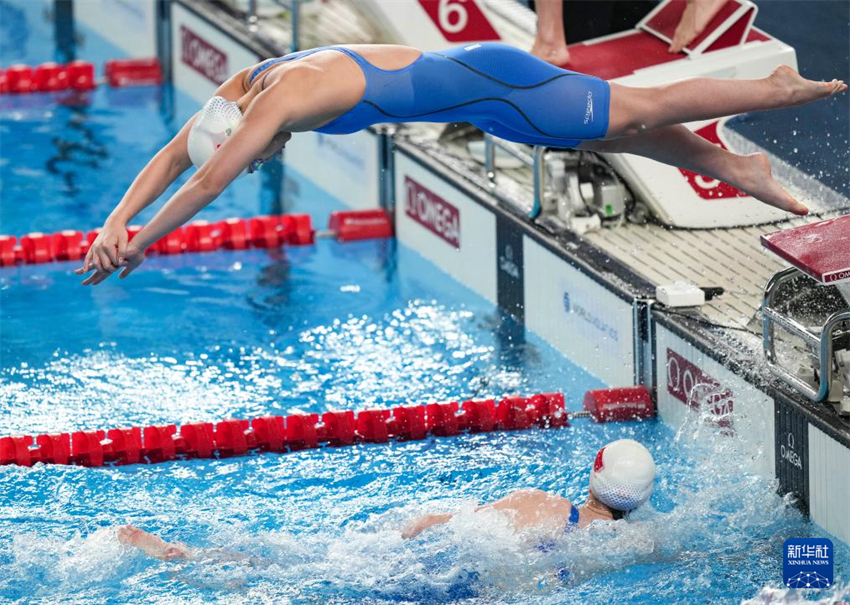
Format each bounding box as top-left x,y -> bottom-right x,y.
762,215 -> 850,286
562,0 -> 799,228
761,215 -> 850,413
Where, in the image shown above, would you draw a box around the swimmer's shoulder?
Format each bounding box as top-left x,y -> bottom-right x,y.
501,488 -> 574,513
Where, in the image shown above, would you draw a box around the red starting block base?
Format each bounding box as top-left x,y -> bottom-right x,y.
565,0 -> 768,80
761,215 -> 850,285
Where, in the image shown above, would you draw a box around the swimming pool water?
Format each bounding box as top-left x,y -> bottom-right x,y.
1,1 -> 849,603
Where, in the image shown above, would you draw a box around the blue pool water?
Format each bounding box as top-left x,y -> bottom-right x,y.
2,1 -> 850,604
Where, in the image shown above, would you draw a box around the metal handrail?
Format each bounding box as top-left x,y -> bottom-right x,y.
247,0 -> 258,31
763,266 -> 850,401
483,134 -> 546,218
290,0 -> 301,53
245,0 -> 301,52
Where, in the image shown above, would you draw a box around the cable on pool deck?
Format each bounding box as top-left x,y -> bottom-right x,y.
0,387 -> 654,468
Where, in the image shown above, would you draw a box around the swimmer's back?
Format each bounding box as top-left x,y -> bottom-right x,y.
485,488 -> 578,532
248,43 -> 610,148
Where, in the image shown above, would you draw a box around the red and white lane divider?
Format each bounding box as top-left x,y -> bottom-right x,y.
0,387 -> 654,468
0,209 -> 394,267
0,58 -> 162,94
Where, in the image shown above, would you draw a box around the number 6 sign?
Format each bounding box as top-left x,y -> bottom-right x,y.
417,0 -> 500,42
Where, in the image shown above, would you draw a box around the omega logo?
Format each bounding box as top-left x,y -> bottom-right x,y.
780,431 -> 803,470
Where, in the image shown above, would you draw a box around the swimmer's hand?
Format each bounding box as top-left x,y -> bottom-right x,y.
117,243 -> 146,279
117,525 -> 192,561
75,222 -> 145,286
76,221 -> 128,285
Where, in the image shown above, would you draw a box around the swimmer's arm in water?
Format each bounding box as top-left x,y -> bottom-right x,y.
401,513 -> 454,539
118,525 -> 194,560
76,69 -> 251,284
400,492 -> 527,539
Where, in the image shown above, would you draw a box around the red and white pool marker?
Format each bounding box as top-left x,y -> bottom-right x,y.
0,57 -> 162,95
0,387 -> 654,468
0,209 -> 393,267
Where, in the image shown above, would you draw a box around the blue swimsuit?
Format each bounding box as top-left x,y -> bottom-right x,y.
536,504 -> 581,555
248,43 -> 610,149
566,504 -> 580,530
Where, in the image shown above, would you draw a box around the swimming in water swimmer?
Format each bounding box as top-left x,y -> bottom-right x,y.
115,439 -> 656,562
76,42 -> 846,286
402,438 -> 656,539
589,439 -> 655,512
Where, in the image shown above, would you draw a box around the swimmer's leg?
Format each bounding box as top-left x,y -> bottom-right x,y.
579,125 -> 808,215
606,67 -> 847,137
117,525 -> 194,561
530,0 -> 570,66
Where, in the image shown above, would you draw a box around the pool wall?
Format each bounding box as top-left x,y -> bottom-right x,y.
59,0 -> 850,547
74,0 -> 157,58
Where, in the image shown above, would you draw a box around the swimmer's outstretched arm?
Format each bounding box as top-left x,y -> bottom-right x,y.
117,525 -> 194,560
122,93 -> 293,250
402,513 -> 454,539
76,69 -> 253,285
76,94 -> 284,286
77,66 -> 337,286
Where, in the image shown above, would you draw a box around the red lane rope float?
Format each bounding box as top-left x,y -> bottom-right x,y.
0,209 -> 393,267
0,58 -> 161,95
0,387 -> 654,468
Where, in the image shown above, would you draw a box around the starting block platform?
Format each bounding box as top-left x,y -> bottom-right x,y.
761,215 -> 850,285
568,0 -> 766,81
761,215 -> 850,412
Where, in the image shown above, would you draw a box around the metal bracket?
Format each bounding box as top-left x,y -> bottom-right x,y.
763,266 -> 850,402
376,126 -> 396,214
483,134 -> 547,219
633,298 -> 657,399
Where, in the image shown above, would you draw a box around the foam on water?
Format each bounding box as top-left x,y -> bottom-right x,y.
0,298 -> 555,436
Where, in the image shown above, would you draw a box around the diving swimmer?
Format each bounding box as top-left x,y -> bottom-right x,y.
76,42 -> 847,285
116,439 -> 656,560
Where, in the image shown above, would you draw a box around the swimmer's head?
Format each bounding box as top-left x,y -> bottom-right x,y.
589,439 -> 655,513
187,96 -> 247,173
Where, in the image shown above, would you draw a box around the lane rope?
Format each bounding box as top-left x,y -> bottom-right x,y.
1,57 -> 162,94
0,387 -> 654,467
0,209 -> 394,267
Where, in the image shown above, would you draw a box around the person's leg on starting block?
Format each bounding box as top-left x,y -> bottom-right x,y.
579,124 -> 808,215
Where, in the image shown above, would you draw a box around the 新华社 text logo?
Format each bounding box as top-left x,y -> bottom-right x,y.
784,538 -> 833,589
404,176 -> 460,249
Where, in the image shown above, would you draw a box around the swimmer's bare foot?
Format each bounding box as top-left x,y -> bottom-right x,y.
769,65 -> 847,107
531,42 -> 571,66
670,0 -> 728,53
117,525 -> 192,561
734,153 -> 808,215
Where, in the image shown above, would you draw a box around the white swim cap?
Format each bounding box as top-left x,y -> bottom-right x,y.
589,439 -> 655,511
187,96 -> 244,171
